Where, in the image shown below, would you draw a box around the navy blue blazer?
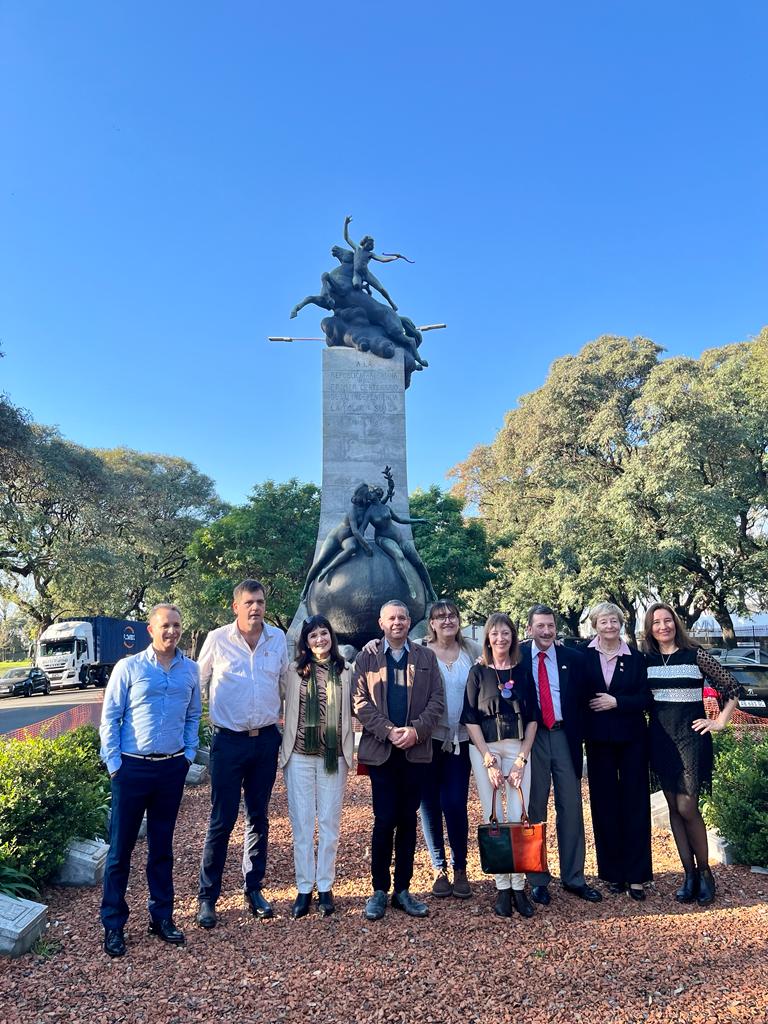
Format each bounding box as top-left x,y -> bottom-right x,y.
518,640 -> 586,779
581,644 -> 650,744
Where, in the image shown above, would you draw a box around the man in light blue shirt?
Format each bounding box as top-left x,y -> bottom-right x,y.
99,603 -> 201,957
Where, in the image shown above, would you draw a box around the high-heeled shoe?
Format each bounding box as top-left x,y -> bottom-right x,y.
674,870 -> 699,903
628,885 -> 645,902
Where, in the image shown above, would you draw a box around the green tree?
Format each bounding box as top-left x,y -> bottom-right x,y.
187,479 -> 321,632
619,342 -> 768,644
409,485 -> 494,611
451,332 -> 768,644
451,335 -> 661,637
50,449 -> 223,619
0,426 -> 108,629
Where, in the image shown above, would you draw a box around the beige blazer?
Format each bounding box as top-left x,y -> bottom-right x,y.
279,661 -> 354,770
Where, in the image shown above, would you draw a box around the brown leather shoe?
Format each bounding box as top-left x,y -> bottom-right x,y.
431,869 -> 452,898
452,868 -> 472,899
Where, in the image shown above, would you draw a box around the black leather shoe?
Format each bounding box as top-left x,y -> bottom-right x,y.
364,890 -> 388,920
531,885 -> 551,906
608,882 -> 626,894
392,890 -> 429,917
563,883 -> 603,903
697,867 -> 716,907
244,889 -> 273,919
196,900 -> 217,929
493,888 -> 512,917
512,889 -> 535,918
103,927 -> 126,957
291,892 -> 312,919
628,886 -> 646,902
675,870 -> 699,904
148,918 -> 185,944
317,890 -> 335,917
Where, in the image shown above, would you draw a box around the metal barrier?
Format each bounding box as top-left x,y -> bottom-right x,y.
3,698 -> 103,742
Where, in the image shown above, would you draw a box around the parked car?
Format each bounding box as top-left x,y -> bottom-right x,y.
707,646 -> 768,666
710,653 -> 768,719
0,666 -> 51,698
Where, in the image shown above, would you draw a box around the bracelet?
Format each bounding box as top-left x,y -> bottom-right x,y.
483,753 -> 497,768
515,755 -> 528,766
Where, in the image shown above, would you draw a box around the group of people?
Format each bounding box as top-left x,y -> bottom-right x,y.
98,579 -> 740,956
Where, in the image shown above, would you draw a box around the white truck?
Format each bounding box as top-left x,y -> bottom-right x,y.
35,616 -> 150,690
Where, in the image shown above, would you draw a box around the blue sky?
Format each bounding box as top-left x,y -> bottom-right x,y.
2,2 -> 766,505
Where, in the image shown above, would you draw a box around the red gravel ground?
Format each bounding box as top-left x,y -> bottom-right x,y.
1,773 -> 766,1024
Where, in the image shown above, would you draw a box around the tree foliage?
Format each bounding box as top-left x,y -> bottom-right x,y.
185,479 -> 321,633
451,331 -> 768,641
0,422 -> 221,629
409,485 -> 495,612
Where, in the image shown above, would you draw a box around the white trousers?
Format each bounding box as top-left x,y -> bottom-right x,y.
470,738 -> 531,891
284,752 -> 349,893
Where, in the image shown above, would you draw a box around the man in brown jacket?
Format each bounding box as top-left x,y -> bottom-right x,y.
353,600 -> 444,920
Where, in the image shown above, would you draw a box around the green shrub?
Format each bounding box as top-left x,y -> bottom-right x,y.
703,730 -> 768,867
0,858 -> 39,899
199,702 -> 212,748
0,731 -> 110,885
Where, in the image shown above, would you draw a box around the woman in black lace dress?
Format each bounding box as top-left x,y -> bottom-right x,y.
642,603 -> 739,907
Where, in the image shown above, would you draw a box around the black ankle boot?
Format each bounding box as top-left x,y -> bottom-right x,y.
697,866 -> 716,906
493,889 -> 512,918
674,870 -> 699,904
291,892 -> 312,919
512,889 -> 535,918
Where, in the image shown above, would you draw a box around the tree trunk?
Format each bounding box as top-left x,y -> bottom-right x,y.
714,602 -> 737,649
560,607 -> 582,637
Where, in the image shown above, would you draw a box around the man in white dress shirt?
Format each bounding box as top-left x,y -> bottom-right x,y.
196,579 -> 288,928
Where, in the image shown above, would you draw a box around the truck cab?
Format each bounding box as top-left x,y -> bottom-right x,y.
36,621 -> 95,690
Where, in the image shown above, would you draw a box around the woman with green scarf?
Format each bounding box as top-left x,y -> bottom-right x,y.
280,615 -> 354,918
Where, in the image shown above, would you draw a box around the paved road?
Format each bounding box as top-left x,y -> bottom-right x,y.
0,689 -> 104,734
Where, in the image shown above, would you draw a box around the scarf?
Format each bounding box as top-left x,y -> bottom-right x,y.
304,657 -> 341,774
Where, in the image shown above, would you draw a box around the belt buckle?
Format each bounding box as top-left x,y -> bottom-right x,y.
247,728 -> 260,737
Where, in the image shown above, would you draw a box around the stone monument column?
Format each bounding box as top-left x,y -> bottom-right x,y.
289,346 -> 429,649
317,346 -> 412,546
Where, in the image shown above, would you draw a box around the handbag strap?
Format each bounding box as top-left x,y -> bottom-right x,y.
489,783 -> 531,827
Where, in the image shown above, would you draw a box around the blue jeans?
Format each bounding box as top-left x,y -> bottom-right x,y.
101,754 -> 187,929
418,739 -> 471,871
198,725 -> 280,902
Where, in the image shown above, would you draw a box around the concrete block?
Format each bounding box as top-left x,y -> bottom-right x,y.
707,828 -> 736,865
650,790 -> 670,830
53,838 -> 109,886
750,864 -> 768,874
0,893 -> 47,957
195,747 -> 210,768
185,762 -> 208,786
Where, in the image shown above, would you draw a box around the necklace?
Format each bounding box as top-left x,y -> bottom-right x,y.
493,663 -> 514,700
660,647 -> 678,668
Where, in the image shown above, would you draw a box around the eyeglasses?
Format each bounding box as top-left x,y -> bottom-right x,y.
432,612 -> 458,622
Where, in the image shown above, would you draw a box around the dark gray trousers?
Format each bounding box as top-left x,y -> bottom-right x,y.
526,728 -> 586,888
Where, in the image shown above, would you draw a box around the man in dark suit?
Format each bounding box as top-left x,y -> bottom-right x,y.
521,604 -> 601,905
353,600 -> 444,921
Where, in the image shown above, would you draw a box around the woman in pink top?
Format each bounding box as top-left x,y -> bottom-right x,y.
582,602 -> 652,901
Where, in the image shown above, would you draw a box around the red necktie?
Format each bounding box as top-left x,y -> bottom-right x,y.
538,651 -> 556,729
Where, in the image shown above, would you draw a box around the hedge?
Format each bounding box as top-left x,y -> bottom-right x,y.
0,724 -> 110,885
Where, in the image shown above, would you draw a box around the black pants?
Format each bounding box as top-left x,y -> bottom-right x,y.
585,737 -> 653,884
101,755 -> 187,930
198,725 -> 280,902
368,748 -> 427,893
